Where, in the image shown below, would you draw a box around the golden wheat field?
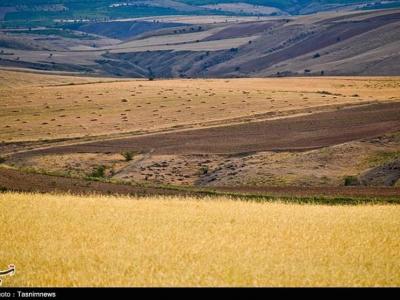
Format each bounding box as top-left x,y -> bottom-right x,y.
1,70 -> 400,142
0,192 -> 399,287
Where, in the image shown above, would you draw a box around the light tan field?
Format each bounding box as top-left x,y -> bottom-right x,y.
68,25 -> 241,53
108,35 -> 258,53
0,192 -> 399,287
107,28 -> 221,50
201,3 -> 285,16
123,15 -> 277,24
1,69 -> 400,142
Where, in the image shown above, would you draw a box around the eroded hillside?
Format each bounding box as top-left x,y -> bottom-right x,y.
0,9 -> 399,77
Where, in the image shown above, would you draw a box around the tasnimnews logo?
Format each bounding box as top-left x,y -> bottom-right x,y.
0,264 -> 15,286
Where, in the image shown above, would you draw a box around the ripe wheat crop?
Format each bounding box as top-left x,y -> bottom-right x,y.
0,192 -> 399,287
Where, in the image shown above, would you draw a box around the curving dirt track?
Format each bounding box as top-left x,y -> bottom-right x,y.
12,102 -> 400,158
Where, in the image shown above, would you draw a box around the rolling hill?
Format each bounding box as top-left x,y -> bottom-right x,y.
0,8 -> 399,77
1,1 -> 400,28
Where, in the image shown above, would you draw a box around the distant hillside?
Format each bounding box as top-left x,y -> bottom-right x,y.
1,8 -> 399,77
1,0 -> 400,27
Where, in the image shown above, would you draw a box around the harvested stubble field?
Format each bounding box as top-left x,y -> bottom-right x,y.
14,101 -> 400,156
0,192 -> 399,287
1,70 -> 400,142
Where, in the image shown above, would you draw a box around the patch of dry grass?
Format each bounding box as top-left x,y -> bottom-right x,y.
1,70 -> 400,142
0,192 -> 399,287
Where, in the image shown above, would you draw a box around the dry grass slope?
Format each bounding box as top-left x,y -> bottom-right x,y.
1,70 -> 400,142
1,192 -> 399,287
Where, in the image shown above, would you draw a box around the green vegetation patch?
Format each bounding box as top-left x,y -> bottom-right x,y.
88,165 -> 107,179
367,151 -> 400,168
344,175 -> 359,186
8,29 -> 98,39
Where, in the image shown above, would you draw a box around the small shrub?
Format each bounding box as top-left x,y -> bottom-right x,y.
199,166 -> 209,175
0,156 -> 5,164
344,176 -> 359,186
122,151 -> 135,162
317,91 -> 333,95
89,165 -> 106,178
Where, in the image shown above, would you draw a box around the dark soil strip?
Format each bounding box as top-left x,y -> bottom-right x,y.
0,168 -> 195,197
1,168 -> 399,204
